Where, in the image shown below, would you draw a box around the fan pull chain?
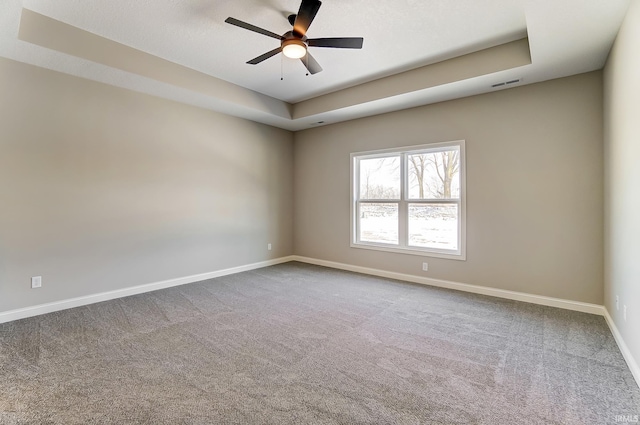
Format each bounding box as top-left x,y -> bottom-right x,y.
281,54 -> 284,81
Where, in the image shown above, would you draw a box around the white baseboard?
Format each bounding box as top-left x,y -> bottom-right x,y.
603,308 -> 640,389
2,254 -> 637,390
2,254 -> 602,323
290,256 -> 605,315
0,256 -> 296,324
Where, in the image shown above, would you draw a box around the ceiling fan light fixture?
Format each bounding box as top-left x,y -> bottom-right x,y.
282,39 -> 307,59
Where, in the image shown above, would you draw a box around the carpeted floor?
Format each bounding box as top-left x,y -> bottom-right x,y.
1,262 -> 639,424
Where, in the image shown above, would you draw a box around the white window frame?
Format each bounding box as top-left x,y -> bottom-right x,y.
350,140 -> 466,260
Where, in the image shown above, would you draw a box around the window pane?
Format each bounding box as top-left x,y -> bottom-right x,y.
359,203 -> 398,244
408,148 -> 460,199
408,204 -> 458,250
359,156 -> 400,199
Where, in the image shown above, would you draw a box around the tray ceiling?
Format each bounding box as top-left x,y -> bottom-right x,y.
0,0 -> 631,130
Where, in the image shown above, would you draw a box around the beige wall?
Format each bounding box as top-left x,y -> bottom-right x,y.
604,0 -> 640,372
0,57 -> 293,313
0,54 -> 609,315
294,72 -> 604,304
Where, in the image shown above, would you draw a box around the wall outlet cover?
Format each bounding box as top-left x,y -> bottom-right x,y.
31,276 -> 42,289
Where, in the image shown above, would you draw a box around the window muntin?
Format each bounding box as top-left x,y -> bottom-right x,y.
351,141 -> 465,260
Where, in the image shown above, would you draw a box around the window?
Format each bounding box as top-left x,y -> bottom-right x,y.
351,141 -> 466,260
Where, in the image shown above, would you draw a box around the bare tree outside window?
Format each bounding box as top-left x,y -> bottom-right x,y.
359,156 -> 400,199
358,156 -> 400,243
408,148 -> 460,199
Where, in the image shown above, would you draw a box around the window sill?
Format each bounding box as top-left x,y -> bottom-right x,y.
350,242 -> 466,261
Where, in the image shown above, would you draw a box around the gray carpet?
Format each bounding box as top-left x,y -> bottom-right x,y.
1,262 -> 638,424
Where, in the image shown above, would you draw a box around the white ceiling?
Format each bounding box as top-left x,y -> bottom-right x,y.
0,0 -> 631,130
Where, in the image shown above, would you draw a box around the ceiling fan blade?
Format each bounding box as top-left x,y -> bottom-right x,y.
307,37 -> 364,49
300,51 -> 323,74
225,17 -> 283,40
293,0 -> 322,37
247,48 -> 282,65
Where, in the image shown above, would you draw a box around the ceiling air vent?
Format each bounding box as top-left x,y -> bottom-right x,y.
492,78 -> 521,88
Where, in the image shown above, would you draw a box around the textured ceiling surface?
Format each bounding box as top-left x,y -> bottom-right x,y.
0,0 -> 631,130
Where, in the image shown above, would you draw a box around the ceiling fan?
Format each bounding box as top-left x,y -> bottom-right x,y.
224,0 -> 364,75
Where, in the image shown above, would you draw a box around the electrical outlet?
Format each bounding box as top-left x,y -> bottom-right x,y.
623,305 -> 627,322
31,276 -> 42,289
422,262 -> 428,272
267,243 -> 272,251
616,295 -> 619,311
